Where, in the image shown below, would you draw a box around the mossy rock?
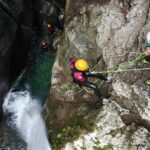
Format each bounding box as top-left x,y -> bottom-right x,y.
93,143 -> 113,150
49,109 -> 100,150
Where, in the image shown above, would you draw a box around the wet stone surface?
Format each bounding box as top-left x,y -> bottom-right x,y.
0,121 -> 26,150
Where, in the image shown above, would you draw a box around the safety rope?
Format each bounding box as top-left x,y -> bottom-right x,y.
91,52 -> 147,74
53,52 -> 147,97
91,67 -> 150,74
64,67 -> 150,97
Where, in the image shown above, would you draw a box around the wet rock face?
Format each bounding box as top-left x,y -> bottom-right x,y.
58,0 -> 66,8
0,2 -> 18,122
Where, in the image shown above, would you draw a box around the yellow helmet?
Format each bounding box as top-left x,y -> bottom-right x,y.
75,59 -> 89,71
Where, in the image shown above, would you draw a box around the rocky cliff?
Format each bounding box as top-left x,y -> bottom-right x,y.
48,0 -> 150,149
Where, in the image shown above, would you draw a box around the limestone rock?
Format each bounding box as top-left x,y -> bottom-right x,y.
49,0 -> 150,149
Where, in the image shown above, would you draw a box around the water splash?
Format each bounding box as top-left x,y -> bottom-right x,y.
3,90 -> 51,150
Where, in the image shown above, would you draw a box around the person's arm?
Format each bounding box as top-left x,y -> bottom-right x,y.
69,64 -> 74,70
87,70 -> 113,82
85,70 -> 107,81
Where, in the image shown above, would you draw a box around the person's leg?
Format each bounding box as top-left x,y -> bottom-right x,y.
143,55 -> 150,64
87,73 -> 107,81
79,81 -> 103,102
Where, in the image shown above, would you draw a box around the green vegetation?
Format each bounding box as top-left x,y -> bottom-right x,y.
80,138 -> 113,150
59,83 -> 73,92
92,137 -> 113,150
50,110 -> 99,150
93,143 -> 113,150
94,52 -> 146,75
85,9 -> 91,21
91,26 -> 98,37
126,126 -> 138,149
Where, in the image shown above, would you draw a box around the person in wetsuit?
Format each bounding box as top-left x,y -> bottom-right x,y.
143,32 -> 150,85
144,32 -> 150,63
69,57 -> 112,104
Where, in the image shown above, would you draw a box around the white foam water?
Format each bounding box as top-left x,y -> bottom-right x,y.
3,90 -> 51,150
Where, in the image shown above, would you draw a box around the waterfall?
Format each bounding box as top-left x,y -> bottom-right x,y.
3,90 -> 51,150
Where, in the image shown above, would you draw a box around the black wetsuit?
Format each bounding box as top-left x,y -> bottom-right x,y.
71,67 -> 108,102
144,55 -> 150,62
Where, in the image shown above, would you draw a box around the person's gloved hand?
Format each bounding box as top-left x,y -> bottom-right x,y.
91,71 -> 97,74
106,76 -> 112,83
144,48 -> 150,55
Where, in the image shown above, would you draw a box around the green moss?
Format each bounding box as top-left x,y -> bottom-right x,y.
50,110 -> 99,150
118,53 -> 145,70
102,52 -> 145,75
93,137 -> 101,145
85,9 -> 91,21
92,137 -> 113,150
126,126 -> 138,149
94,10 -> 103,17
91,26 -> 98,37
93,137 -> 113,150
59,83 -> 73,92
81,146 -> 87,150
93,143 -> 113,150
118,61 -> 135,70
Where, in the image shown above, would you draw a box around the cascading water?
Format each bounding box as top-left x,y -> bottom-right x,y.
0,0 -> 65,148
3,80 -> 51,150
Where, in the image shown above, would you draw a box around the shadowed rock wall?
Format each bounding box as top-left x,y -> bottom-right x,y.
0,0 -> 44,123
